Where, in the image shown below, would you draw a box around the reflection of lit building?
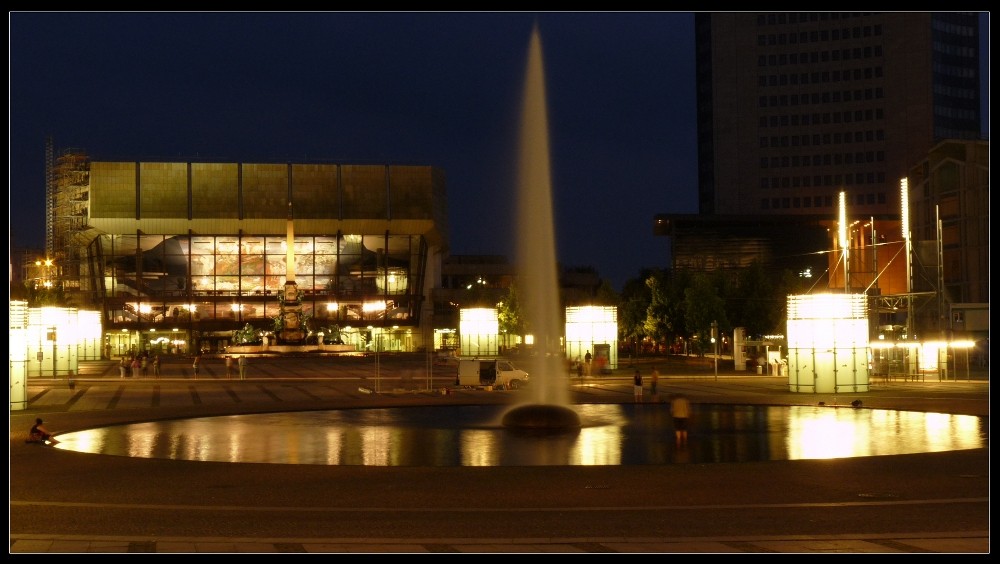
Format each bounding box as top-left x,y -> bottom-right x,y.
64,159 -> 447,353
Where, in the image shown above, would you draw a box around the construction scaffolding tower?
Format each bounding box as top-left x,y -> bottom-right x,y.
45,138 -> 90,300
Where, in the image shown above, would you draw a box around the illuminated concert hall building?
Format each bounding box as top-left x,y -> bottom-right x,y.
67,159 -> 447,356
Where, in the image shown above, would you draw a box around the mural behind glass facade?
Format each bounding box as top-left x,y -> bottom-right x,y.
99,233 -> 422,326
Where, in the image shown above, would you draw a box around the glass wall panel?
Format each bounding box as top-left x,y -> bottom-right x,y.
95,230 -> 422,332
264,236 -> 286,291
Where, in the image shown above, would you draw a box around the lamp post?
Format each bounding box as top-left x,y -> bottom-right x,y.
711,320 -> 718,381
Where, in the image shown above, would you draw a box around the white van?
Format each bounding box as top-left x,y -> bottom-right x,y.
457,358 -> 529,389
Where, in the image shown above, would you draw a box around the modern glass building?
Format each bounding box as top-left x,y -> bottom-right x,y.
694,12 -> 982,217
70,160 -> 447,356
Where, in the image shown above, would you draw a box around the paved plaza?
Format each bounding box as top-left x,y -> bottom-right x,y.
9,354 -> 990,554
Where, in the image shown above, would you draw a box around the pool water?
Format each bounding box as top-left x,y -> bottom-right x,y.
53,403 -> 988,466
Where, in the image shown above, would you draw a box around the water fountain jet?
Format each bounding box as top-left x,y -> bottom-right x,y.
502,23 -> 581,431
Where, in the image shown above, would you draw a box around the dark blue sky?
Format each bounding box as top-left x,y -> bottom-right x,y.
8,12 -> 990,291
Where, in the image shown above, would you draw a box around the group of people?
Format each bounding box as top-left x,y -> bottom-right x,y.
632,366 -> 691,446
119,353 -> 160,378
116,352 -> 251,378
224,355 -> 249,379
196,353 -> 249,379
632,366 -> 662,402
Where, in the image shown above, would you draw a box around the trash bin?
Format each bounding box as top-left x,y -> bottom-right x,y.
756,366 -> 762,375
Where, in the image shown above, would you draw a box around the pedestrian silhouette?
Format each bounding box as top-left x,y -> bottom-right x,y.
671,393 -> 691,446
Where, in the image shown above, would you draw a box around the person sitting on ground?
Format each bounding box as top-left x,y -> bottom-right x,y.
28,417 -> 58,445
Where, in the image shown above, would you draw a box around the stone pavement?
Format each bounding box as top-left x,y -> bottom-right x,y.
9,355 -> 990,554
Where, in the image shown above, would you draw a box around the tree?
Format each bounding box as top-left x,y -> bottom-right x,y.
618,269 -> 654,358
725,261 -> 809,339
661,268 -> 693,346
642,270 -> 671,346
733,261 -> 782,338
497,283 -> 525,348
232,323 -> 262,345
594,279 -> 619,305
683,272 -> 728,356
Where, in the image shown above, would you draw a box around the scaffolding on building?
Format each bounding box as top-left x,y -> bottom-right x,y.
44,137 -> 90,303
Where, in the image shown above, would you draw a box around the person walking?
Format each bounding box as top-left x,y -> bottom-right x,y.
141,355 -> 149,378
671,392 -> 692,446
633,369 -> 643,403
192,353 -> 201,376
650,366 -> 660,400
153,354 -> 160,377
119,358 -> 128,379
584,350 -> 592,377
225,355 -> 234,379
238,355 -> 248,380
131,357 -> 140,379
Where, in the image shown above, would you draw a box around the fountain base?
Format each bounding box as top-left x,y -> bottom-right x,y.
502,404 -> 581,430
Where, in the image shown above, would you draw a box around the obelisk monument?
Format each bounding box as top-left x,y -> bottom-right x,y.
279,202 -> 306,343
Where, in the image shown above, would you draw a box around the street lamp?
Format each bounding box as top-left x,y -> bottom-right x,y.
33,257 -> 55,290
711,320 -> 718,381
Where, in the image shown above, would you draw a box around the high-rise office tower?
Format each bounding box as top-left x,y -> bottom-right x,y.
695,12 -> 982,217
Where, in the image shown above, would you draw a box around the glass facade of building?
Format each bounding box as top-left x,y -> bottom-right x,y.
96,233 -> 425,325
81,161 -> 446,354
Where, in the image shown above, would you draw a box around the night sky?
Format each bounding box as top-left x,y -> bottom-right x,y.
8,12 -> 990,291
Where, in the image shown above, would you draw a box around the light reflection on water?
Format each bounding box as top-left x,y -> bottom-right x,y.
53,404 -> 987,467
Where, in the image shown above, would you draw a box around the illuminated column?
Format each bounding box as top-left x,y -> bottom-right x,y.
459,308 -> 498,357
78,310 -> 103,360
787,294 -> 870,393
733,327 -> 747,370
565,306 -> 619,370
10,300 -> 29,410
286,203 -> 296,283
838,191 -> 849,293
25,306 -> 81,378
900,178 -> 912,338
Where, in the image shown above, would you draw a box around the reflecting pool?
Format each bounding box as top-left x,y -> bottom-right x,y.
53,403 -> 988,466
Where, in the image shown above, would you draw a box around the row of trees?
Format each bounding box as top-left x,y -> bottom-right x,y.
489,261 -> 809,358
618,262 -> 811,357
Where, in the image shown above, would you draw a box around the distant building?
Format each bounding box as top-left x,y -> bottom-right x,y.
30,152 -> 613,357
660,12 -> 986,341
45,157 -> 447,355
694,12 -> 981,217
906,139 -> 989,340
